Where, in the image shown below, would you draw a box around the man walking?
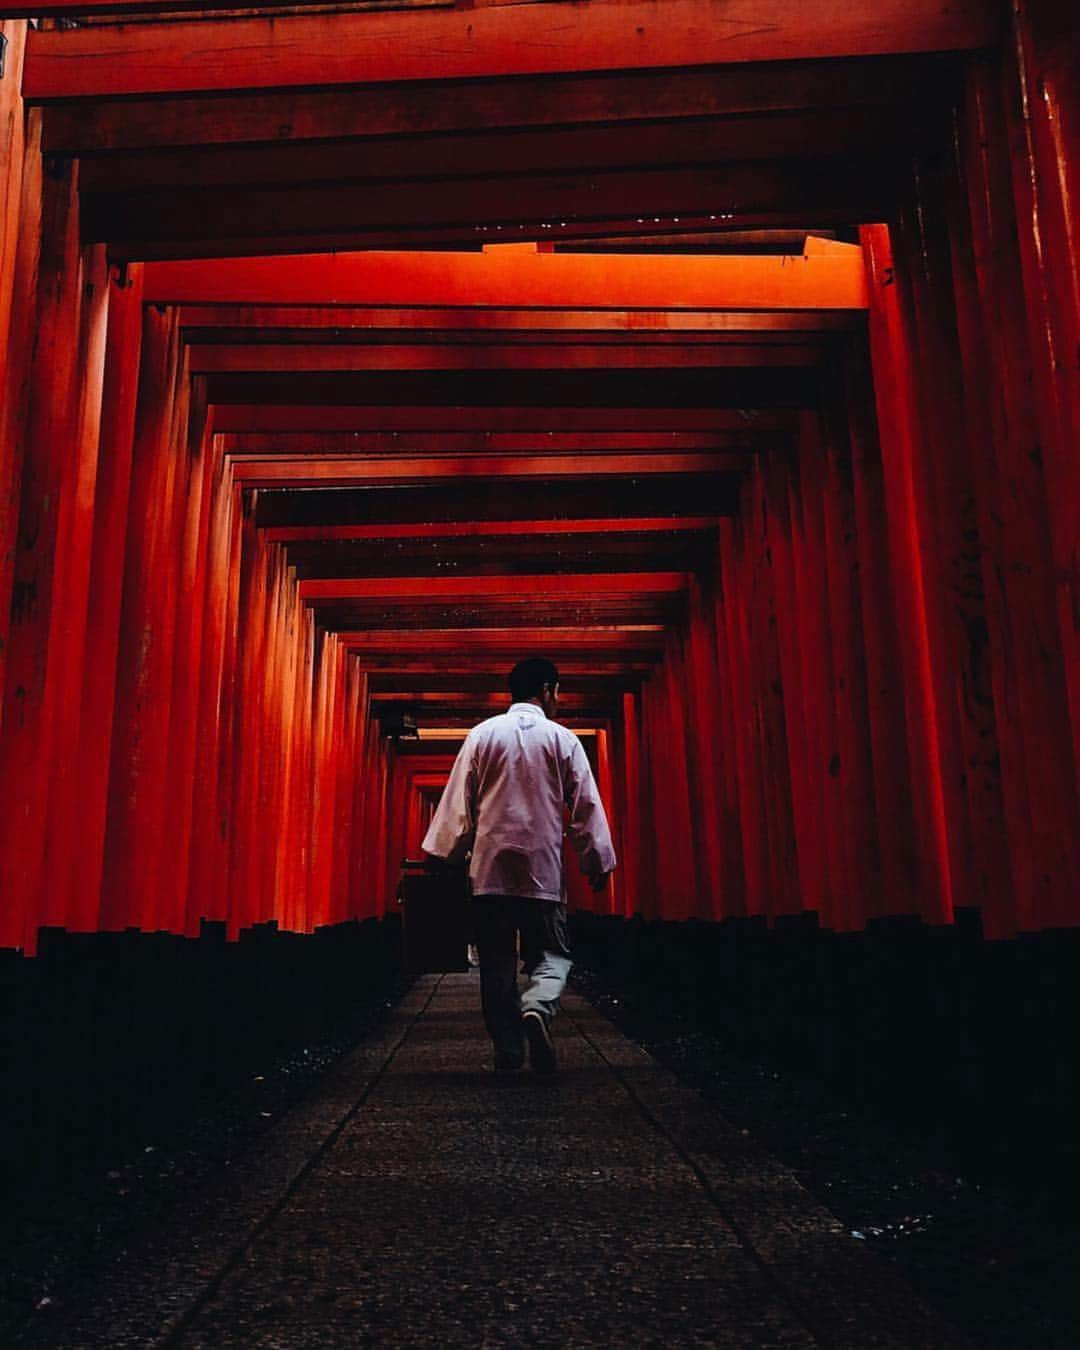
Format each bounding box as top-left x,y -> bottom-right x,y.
422,658 -> 616,1076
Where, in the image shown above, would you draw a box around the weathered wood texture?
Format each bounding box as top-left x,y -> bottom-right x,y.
0,0 -> 1076,952
20,0 -> 997,98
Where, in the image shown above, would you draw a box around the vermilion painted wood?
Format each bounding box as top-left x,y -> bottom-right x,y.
799,421 -> 853,928
802,412 -> 856,928
895,154 -> 1017,925
937,138 -> 1017,938
592,726 -> 617,916
340,629 -> 666,654
99,307 -> 188,932
180,305 -> 861,336
152,382 -> 214,934
212,406 -> 793,434
222,504 -> 261,939
372,725 -> 392,919
666,639 -> 703,919
1001,11 -> 1080,895
682,575 -> 726,919
86,214 -> 864,265
0,161 -> 89,950
766,444 -> 826,924
366,705 -> 389,921
307,631 -> 336,931
820,403 -> 881,932
20,0 -> 995,99
618,691 -> 641,918
745,464 -> 799,920
207,462 -> 245,928
842,343 -> 922,924
266,517 -> 721,544
39,243 -> 111,933
333,660 -> 364,925
301,574 -> 687,602
86,161 -> 887,257
948,79 -> 1038,935
230,453 -> 752,488
1012,0 -> 1080,789
79,109 -> 896,198
295,605 -> 320,927
40,56 -> 949,155
0,26 -> 31,725
632,687 -> 657,920
241,538 -> 274,930
956,63 -> 1080,931
705,537 -> 747,919
348,670 -> 372,921
144,250 -> 869,311
183,436 -> 238,932
191,343 -> 821,373
66,267 -> 144,932
279,581 -> 305,930
204,367 -> 815,414
370,690 -> 605,709
366,671 -> 635,695
717,518 -> 765,919
0,24 -> 26,386
232,435 -> 768,458
861,223 -> 954,927
360,663 -> 652,682
328,636 -> 353,926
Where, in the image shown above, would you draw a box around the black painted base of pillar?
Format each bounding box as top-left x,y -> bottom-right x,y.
0,916 -> 404,1338
569,910 -> 1079,1179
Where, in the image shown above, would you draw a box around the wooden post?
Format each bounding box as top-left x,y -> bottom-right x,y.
949,56 -> 1080,931
0,149 -> 105,951
860,222 -> 954,925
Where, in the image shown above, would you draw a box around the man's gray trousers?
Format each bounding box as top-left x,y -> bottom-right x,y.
471,895 -> 572,1068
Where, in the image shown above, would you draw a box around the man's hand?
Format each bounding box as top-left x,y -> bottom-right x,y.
589,871 -> 612,893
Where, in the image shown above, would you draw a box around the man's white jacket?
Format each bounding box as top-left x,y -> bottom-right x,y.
422,702 -> 616,902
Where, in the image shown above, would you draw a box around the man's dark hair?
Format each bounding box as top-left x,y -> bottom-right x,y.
509,657 -> 560,703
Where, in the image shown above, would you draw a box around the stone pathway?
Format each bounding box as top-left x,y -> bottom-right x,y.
25,975 -> 964,1348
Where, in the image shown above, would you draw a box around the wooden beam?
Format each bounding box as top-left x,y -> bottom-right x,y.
190,342 -> 821,373
340,628 -> 667,651
262,516 -> 721,542
285,536 -> 713,580
251,474 -> 739,527
88,161 -> 886,252
370,672 -> 631,693
22,0 -> 996,100
320,601 -> 683,628
212,405 -> 796,432
204,368 -> 818,410
299,573 -> 688,601
359,659 -> 655,675
41,56 -> 954,154
144,249 -> 868,310
228,452 -> 751,487
79,109 -> 894,197
180,306 -> 863,336
105,210 -> 868,262
369,691 -> 613,709
225,432 -> 782,456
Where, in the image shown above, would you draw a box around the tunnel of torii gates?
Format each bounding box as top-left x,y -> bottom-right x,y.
0,0 -> 1076,959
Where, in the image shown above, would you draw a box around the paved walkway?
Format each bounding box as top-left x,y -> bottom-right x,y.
28,975 -> 962,1348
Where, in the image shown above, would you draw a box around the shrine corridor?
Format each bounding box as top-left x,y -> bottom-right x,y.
1,0 -> 1077,1344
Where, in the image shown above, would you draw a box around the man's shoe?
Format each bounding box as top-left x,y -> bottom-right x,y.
522,1009 -> 557,1075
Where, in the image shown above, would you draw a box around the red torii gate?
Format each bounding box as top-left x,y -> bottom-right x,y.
0,0 -> 1076,957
